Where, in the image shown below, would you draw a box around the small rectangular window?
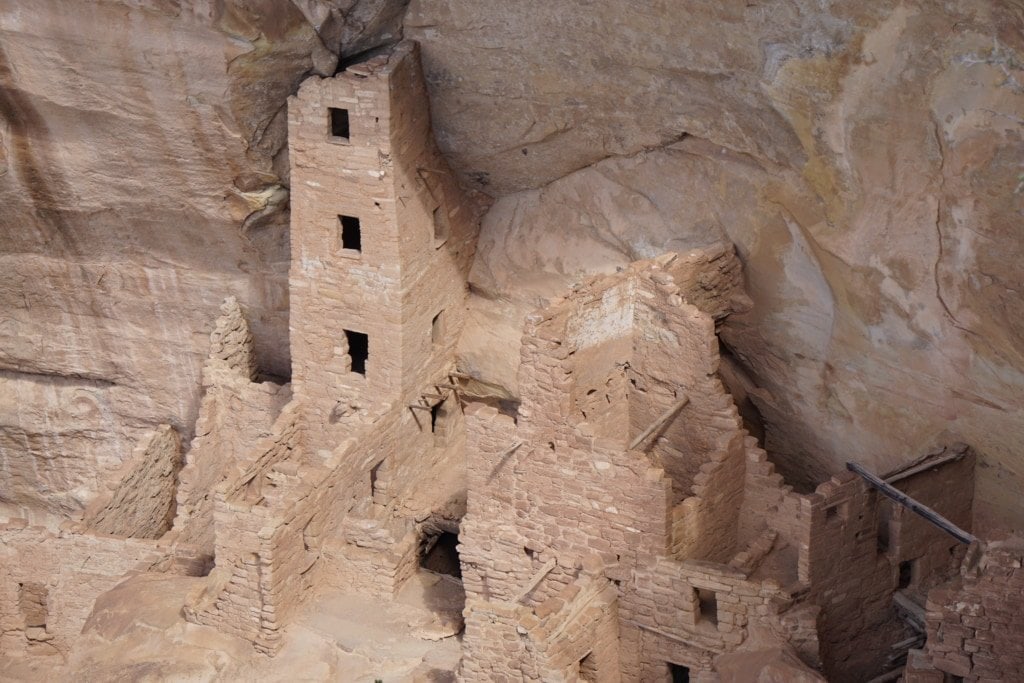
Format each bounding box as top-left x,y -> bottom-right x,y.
668,663 -> 690,683
825,503 -> 847,521
344,329 -> 368,375
696,587 -> 718,625
339,215 -> 361,252
328,107 -> 350,140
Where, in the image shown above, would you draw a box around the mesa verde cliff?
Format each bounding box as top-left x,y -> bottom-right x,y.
1,1 -> 1022,682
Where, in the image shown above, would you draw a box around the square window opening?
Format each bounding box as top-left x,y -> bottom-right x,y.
825,503 -> 845,521
328,107 -> 350,140
696,587 -> 718,625
344,329 -> 368,375
668,662 -> 690,683
339,215 -> 361,252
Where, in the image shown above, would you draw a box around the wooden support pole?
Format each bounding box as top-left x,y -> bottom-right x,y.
629,395 -> 690,451
893,591 -> 926,633
846,462 -> 977,544
499,441 -> 523,459
422,392 -> 445,400
515,559 -> 557,604
408,403 -> 432,411
487,441 -> 523,482
435,383 -> 460,390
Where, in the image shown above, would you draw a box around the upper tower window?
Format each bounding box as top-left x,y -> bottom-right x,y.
344,329 -> 369,375
339,215 -> 361,252
328,107 -> 350,142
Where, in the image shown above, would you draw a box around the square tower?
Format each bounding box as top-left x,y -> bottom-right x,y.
287,42 -> 475,443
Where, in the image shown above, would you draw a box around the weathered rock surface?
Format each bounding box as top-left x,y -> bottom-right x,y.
0,0 -> 395,516
2,0 -> 1023,536
439,1 -> 1024,529
52,572 -> 461,683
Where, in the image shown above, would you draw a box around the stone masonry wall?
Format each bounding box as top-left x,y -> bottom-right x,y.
171,297 -> 290,555
288,41 -> 482,453
461,251 -> 803,682
80,424 -> 182,539
884,447 -> 975,595
288,49 -> 403,442
0,522 -> 203,658
911,538 -> 1024,680
622,554 -> 797,679
187,43 -> 479,652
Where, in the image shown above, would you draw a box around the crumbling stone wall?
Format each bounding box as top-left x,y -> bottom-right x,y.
460,246 -> 977,682
906,538 -> 1024,681
791,450 -> 975,682
171,296 -> 290,555
0,522 -> 203,658
80,424 -> 182,539
185,42 -> 479,652
882,447 -> 974,595
461,251 -> 810,681
622,556 -> 800,680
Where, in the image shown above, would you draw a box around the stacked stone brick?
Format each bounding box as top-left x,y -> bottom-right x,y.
905,537 -> 1024,681
459,250 -> 982,682
80,423 -> 182,539
0,521 -> 204,659
4,40 -> 1021,682
181,41 -> 483,653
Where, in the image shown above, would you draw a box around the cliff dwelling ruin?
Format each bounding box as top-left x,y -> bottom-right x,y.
2,7 -> 1024,683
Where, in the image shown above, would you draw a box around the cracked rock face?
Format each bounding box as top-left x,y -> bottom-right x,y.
0,0 -> 396,516
417,0 -> 1024,529
1,0 -> 1023,536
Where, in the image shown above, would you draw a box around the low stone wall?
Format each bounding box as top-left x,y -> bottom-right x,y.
908,539 -> 1024,680
0,522 -> 203,658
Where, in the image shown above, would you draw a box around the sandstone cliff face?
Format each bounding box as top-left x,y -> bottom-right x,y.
410,0 -> 1024,530
0,0 -> 398,516
1,1 -> 1022,532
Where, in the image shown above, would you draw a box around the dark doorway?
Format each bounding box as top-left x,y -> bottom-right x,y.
344,329 -> 369,375
579,651 -> 598,682
899,559 -> 916,589
696,587 -> 718,625
328,107 -> 350,140
339,215 -> 361,251
421,531 -> 462,579
431,401 -> 442,432
668,662 -> 690,683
